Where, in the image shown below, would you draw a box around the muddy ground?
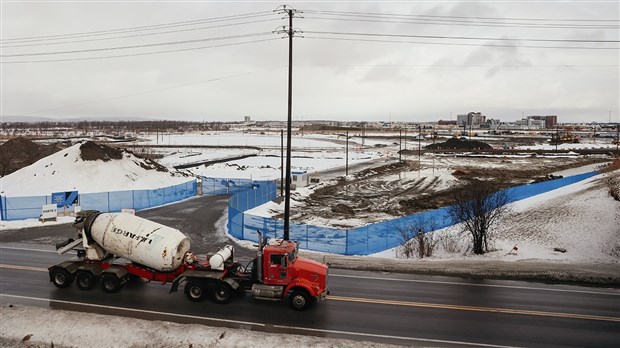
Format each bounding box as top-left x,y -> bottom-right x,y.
290,155 -> 610,228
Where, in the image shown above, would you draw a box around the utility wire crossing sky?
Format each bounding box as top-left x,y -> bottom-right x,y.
1,2 -> 618,123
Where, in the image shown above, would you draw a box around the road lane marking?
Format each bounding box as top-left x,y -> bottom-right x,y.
330,274 -> 620,296
3,246 -> 618,296
272,325 -> 522,348
0,246 -> 59,253
1,293 -> 521,348
0,263 -> 47,272
0,293 -> 264,327
2,263 -> 618,323
328,295 -> 620,323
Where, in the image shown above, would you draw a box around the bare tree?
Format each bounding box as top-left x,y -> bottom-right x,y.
397,219 -> 437,259
448,181 -> 509,255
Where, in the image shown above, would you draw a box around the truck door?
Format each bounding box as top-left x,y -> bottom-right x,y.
265,253 -> 290,285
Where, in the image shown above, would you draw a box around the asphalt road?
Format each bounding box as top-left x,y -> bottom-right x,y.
0,194 -> 256,258
1,246 -> 619,347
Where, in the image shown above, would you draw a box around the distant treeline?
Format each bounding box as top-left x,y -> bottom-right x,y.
1,120 -> 232,133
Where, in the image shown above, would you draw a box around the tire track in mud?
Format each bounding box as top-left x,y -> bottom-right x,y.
293,157 -> 610,227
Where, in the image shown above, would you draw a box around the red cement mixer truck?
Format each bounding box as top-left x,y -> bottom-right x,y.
48,210 -> 329,311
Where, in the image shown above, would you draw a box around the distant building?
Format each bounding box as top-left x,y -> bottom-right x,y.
438,120 -> 457,126
244,116 -> 251,123
457,112 -> 486,127
528,115 -> 557,129
516,118 -> 545,129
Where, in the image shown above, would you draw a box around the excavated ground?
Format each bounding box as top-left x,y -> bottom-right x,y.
290,156 -> 610,227
0,137 -> 63,176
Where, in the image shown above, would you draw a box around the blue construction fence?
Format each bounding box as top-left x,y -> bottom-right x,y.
232,171 -> 599,255
0,180 -> 197,221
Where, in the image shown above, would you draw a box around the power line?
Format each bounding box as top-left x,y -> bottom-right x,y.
304,35 -> 619,50
1,37 -> 278,64
0,18 -> 279,48
303,9 -> 620,23
304,15 -> 619,30
293,64 -> 618,68
304,31 -> 619,44
0,11 -> 275,43
14,66 -> 286,116
1,32 -> 274,57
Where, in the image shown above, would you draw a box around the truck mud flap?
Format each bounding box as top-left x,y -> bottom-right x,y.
169,275 -> 186,294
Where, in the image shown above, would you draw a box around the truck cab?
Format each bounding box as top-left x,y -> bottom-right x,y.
238,236 -> 329,310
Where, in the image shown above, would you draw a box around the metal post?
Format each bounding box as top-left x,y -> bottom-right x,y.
399,128 -> 402,163
346,130 -> 349,176
418,125 -> 422,162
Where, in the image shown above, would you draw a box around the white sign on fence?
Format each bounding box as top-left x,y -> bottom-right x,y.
121,208 -> 135,215
41,204 -> 58,222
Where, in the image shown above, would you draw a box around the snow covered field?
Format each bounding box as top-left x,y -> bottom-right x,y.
371,169 -> 619,263
1,132 -> 618,265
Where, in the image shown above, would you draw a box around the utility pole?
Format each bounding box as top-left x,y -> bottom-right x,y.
418,124 -> 422,162
275,5 -> 301,241
346,131 -> 349,176
280,129 -> 284,196
399,128 -> 402,163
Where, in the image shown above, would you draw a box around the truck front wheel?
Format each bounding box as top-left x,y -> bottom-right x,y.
212,283 -> 232,304
51,268 -> 74,288
101,274 -> 122,293
289,289 -> 312,311
76,271 -> 97,290
185,281 -> 205,302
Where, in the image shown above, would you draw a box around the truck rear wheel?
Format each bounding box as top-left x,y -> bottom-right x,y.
289,289 -> 312,311
211,283 -> 232,304
185,281 -> 205,302
101,274 -> 122,293
51,268 -> 74,288
76,271 -> 97,290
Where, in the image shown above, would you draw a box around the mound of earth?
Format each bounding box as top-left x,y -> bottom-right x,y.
0,137 -> 62,176
426,138 -> 492,151
80,141 -> 123,161
80,141 -> 168,172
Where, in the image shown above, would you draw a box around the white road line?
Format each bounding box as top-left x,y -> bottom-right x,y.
1,293 -> 520,348
3,245 -> 618,296
0,246 -> 59,253
330,274 -> 620,296
0,293 -> 262,327
273,324 -> 523,348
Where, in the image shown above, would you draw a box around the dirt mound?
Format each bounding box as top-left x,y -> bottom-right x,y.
0,137 -> 62,176
331,204 -> 354,215
80,141 -> 123,161
79,141 -> 169,172
426,138 -> 492,151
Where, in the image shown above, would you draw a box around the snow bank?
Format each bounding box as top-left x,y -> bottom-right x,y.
0,304 -> 394,348
373,171 -> 620,264
0,143 -> 191,196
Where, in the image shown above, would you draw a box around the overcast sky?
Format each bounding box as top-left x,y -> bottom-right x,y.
1,0 -> 618,123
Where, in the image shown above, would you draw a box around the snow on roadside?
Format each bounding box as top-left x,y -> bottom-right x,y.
0,304 -> 396,348
0,216 -> 74,230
